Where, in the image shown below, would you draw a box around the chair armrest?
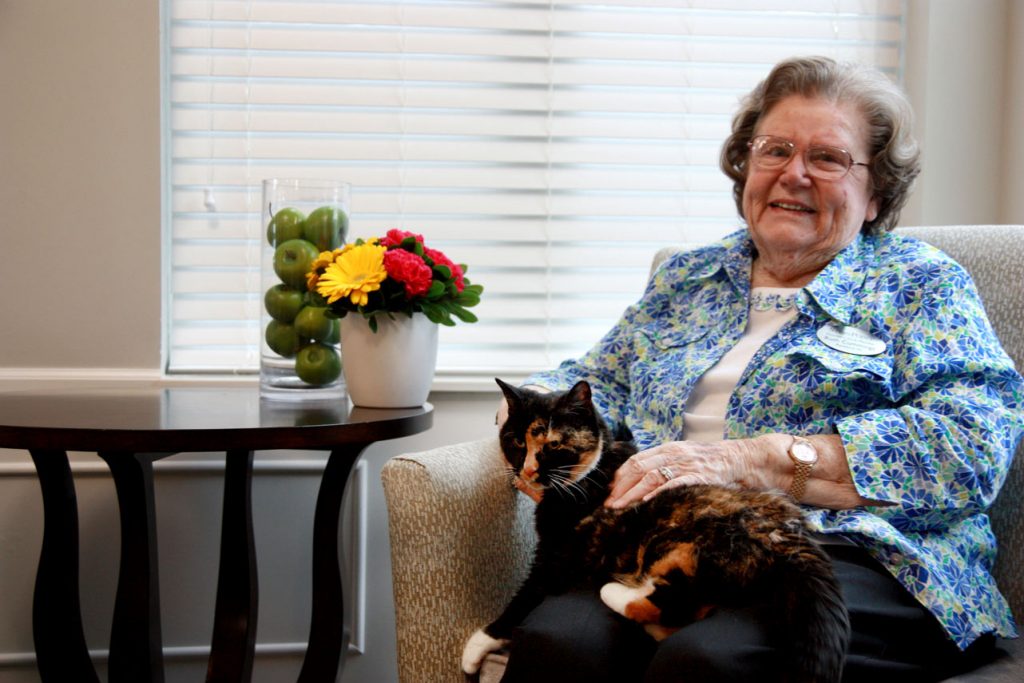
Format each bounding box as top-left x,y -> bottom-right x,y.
382,437 -> 537,683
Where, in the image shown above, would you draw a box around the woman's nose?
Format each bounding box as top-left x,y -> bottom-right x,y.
779,151 -> 813,185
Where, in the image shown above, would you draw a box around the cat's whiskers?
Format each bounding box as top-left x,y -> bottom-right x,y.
547,476 -> 581,503
548,470 -> 589,503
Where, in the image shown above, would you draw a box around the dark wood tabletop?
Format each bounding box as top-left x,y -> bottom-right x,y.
0,385 -> 433,452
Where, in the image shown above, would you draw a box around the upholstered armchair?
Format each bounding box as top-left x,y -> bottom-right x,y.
382,225 -> 1024,683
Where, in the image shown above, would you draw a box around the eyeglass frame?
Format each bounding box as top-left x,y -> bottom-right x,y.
746,135 -> 870,181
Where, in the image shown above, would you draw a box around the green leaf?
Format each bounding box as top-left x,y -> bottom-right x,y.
451,306 -> 478,323
427,281 -> 446,298
455,292 -> 480,307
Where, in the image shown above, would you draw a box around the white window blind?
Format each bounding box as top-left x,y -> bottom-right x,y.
165,0 -> 904,387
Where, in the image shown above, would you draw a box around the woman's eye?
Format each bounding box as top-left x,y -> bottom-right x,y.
809,147 -> 847,167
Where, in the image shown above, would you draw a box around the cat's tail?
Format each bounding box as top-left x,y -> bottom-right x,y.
776,539 -> 850,683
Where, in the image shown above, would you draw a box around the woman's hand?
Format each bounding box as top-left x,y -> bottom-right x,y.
605,438 -> 769,509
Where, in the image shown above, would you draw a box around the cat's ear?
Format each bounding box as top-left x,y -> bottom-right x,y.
495,378 -> 524,412
564,380 -> 593,408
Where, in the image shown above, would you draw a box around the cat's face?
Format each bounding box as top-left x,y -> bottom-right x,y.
496,379 -> 605,496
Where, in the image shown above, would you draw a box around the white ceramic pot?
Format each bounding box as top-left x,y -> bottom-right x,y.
339,312 -> 438,408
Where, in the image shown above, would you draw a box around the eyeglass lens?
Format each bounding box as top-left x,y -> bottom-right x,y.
750,136 -> 852,179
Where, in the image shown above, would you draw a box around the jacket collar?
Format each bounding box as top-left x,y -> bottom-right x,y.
711,229 -> 875,325
801,232 -> 874,325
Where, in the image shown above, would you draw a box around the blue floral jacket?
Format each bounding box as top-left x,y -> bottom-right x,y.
528,229 -> 1024,649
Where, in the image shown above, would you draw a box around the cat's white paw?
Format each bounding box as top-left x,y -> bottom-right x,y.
461,628 -> 509,675
599,580 -> 653,617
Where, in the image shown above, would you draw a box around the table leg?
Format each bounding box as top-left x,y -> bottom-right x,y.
98,451 -> 166,683
29,449 -> 101,683
297,444 -> 368,683
207,449 -> 258,683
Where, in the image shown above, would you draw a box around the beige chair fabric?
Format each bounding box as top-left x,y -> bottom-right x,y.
382,225 -> 1024,683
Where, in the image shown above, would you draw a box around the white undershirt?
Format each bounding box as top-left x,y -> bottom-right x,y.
682,287 -> 800,442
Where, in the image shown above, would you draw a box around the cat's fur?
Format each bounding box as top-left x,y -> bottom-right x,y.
461,379 -> 850,683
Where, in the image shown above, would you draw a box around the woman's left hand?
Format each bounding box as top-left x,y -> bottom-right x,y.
605,438 -> 767,509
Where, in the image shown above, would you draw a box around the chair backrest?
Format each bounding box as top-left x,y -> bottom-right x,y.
653,225 -> 1024,618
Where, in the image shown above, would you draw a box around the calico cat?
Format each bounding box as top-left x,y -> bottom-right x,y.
461,379 -> 850,683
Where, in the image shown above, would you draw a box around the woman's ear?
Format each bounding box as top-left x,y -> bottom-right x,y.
866,195 -> 879,223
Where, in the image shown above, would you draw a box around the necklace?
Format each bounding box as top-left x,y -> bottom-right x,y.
750,290 -> 798,312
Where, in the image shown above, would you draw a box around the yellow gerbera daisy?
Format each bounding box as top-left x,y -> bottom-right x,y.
316,241 -> 388,306
311,250 -> 337,272
306,250 -> 338,291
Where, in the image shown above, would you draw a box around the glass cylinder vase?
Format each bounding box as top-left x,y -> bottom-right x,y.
260,178 -> 350,401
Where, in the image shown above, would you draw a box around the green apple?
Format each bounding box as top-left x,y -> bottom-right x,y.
293,306 -> 333,342
266,207 -> 306,246
265,320 -> 301,358
273,238 -> 319,289
303,206 -> 348,252
324,318 -> 340,344
295,343 -> 342,386
264,284 -> 305,323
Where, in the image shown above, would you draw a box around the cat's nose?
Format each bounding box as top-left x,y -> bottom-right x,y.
522,454 -> 539,479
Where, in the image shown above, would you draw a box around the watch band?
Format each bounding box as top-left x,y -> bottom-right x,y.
787,436 -> 818,501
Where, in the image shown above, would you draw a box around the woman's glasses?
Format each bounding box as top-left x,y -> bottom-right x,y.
747,135 -> 869,180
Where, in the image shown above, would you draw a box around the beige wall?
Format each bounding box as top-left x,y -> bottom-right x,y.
0,0 -> 162,370
1001,0 -> 1024,223
902,0 -> 1024,226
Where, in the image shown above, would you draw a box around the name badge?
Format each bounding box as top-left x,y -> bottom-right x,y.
816,322 -> 885,356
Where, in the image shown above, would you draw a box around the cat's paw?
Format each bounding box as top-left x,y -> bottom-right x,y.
600,580 -> 654,619
461,628 -> 509,675
600,581 -> 634,616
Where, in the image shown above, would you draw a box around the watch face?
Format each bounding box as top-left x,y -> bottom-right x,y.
791,440 -> 817,464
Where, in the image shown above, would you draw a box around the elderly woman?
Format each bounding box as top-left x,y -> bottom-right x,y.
497,56 -> 1024,682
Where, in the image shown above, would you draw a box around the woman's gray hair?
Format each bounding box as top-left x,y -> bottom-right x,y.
720,56 -> 921,234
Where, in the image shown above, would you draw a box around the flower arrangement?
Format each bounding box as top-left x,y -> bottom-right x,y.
306,229 -> 483,332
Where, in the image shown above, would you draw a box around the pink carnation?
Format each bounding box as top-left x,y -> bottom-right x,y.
381,228 -> 425,248
424,246 -> 465,292
384,248 -> 433,298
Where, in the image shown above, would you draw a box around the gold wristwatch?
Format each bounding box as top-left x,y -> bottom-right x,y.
786,436 -> 818,501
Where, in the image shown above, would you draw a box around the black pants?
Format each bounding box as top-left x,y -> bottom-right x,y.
500,544 -> 996,683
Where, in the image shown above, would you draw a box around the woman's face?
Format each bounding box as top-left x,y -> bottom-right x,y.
742,95 -> 878,273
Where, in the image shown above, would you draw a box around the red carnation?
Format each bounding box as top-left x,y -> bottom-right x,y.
424,246 -> 465,292
384,248 -> 433,298
381,228 -> 425,248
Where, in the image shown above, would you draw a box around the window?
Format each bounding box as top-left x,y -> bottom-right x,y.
165,0 -> 904,387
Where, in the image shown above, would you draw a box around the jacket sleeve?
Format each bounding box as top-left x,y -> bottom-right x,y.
836,260 -> 1024,525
